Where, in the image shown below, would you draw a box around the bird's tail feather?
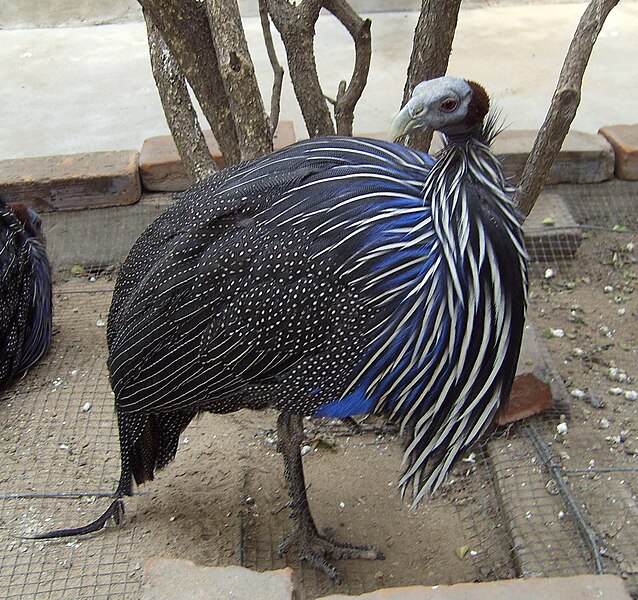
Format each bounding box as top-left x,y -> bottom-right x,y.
27,471 -> 131,539
28,409 -> 198,539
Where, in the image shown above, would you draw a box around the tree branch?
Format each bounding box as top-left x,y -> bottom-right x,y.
143,9 -> 217,181
323,0 -> 371,137
402,0 -> 462,151
265,0 -> 335,137
207,0 -> 273,160
258,0 -> 285,133
515,0 -> 620,217
138,0 -> 241,165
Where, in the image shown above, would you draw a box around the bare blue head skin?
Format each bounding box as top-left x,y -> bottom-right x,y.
389,76 -> 490,141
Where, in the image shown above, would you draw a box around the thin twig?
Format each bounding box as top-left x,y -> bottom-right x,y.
323,0 -> 372,136
515,0 -> 620,217
266,0 -> 335,137
258,0 -> 285,132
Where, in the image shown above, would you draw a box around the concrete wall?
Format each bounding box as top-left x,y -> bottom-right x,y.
0,0 -> 421,28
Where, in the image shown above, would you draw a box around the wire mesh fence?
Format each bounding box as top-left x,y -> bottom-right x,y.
0,179 -> 636,598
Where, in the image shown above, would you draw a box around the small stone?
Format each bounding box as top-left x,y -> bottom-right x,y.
603,285 -> 614,293
618,308 -> 626,316
300,445 -> 311,456
572,347 -> 585,357
624,390 -> 637,401
544,268 -> 555,279
609,387 -> 624,396
82,402 -> 92,412
585,392 -> 605,409
96,319 -> 105,327
550,328 -> 565,338
570,388 -> 586,399
556,422 -> 568,435
599,418 -> 610,429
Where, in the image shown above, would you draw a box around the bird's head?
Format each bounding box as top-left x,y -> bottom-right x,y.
10,203 -> 46,245
389,76 -> 489,141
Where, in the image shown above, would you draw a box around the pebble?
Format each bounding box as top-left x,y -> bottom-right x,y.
603,285 -> 614,293
585,392 -> 605,409
609,387 -> 624,396
556,422 -> 568,435
544,268 -> 554,279
570,388 -> 585,399
96,319 -> 105,328
625,390 -> 637,401
599,418 -> 610,429
550,328 -> 564,338
81,402 -> 92,412
572,347 -> 585,357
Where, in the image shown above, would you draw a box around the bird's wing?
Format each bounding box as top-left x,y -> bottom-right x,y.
108,165 -> 364,414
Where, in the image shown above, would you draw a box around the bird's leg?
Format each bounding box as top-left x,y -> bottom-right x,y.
276,412 -> 384,583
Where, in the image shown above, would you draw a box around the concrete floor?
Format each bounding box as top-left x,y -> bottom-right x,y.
1,2 -> 636,161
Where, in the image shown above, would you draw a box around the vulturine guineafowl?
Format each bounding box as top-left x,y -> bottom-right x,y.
34,77 -> 528,582
0,199 -> 52,389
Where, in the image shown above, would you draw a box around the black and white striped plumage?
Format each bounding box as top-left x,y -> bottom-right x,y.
0,199 -> 52,389
36,78 -> 528,574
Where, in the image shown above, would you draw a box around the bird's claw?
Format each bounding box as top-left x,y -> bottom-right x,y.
278,526 -> 384,583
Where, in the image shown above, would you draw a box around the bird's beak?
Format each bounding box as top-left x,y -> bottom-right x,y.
388,105 -> 416,142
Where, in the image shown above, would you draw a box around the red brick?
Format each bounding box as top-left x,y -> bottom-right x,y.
496,325 -> 553,426
599,124 -> 638,180
0,150 -> 141,212
367,130 -> 615,184
318,575 -> 631,600
139,121 -> 296,192
141,558 -> 295,600
492,129 -> 614,184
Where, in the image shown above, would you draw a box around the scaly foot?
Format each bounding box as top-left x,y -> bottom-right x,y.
278,521 -> 384,583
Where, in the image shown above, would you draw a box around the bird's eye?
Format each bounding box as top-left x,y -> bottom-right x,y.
440,99 -> 458,112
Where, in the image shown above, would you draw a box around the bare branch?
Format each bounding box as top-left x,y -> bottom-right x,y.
515,0 -> 620,217
139,0 -> 241,164
402,0 -> 462,151
258,0 -> 285,132
143,9 -> 217,181
323,0 -> 371,136
265,0 -> 335,137
207,0 -> 273,160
